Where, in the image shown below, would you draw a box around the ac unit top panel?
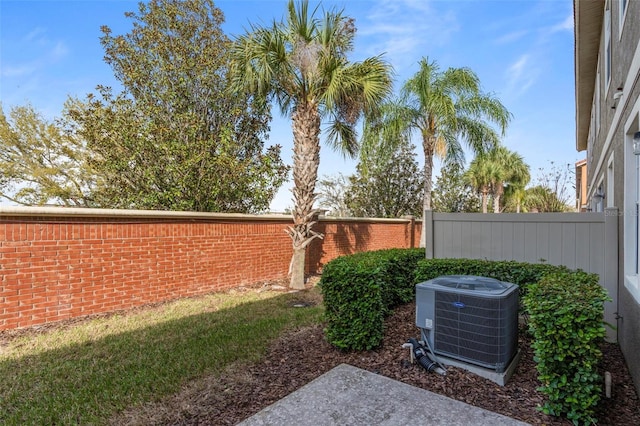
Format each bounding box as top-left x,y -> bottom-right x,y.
417,275 -> 515,295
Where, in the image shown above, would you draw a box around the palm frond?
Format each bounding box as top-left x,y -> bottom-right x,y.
325,118 -> 358,158
455,116 -> 501,154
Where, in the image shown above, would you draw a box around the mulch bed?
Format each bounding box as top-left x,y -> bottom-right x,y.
111,299 -> 640,426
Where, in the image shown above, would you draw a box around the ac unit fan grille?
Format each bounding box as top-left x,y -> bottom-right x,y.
433,291 -> 518,370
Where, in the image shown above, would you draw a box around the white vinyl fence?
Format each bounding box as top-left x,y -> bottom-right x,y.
423,209 -> 619,341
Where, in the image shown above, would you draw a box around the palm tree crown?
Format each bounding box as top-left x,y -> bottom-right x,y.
230,0 -> 392,288
467,146 -> 530,213
363,58 -> 510,242
466,158 -> 499,214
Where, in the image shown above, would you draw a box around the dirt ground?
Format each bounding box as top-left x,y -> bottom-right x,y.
109,290 -> 640,426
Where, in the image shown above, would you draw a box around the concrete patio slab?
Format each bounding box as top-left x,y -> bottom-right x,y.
239,364 -> 531,426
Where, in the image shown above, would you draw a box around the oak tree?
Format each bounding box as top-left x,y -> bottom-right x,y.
68,0 -> 288,212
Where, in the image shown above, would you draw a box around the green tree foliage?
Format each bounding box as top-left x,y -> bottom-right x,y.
466,156 -> 498,213
346,141 -> 424,218
432,162 -> 480,213
66,0 -> 287,212
487,147 -> 529,213
525,185 -> 573,212
230,0 -> 392,288
466,146 -> 529,213
0,104 -> 94,206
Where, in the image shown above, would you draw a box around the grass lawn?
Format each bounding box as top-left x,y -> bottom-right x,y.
0,287 -> 324,425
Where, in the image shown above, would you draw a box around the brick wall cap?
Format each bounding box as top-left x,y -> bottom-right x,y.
0,206 -> 293,221
318,215 -> 422,223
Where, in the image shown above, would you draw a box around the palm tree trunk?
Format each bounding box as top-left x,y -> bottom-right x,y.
481,189 -> 489,213
288,102 -> 322,289
493,183 -> 504,213
419,140 -> 434,247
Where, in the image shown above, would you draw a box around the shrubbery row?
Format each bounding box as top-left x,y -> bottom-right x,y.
319,249 -> 608,425
320,248 -> 424,350
524,271 -> 609,425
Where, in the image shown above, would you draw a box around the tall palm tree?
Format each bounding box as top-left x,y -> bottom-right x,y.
230,0 -> 392,289
363,58 -> 510,243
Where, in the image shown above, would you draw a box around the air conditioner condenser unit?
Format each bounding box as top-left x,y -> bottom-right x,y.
415,275 -> 519,373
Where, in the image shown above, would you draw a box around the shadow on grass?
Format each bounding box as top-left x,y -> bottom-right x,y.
0,290 -> 324,425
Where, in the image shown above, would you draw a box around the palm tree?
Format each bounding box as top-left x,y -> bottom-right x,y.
501,156 -> 530,213
230,0 -> 392,289
504,185 -> 527,213
466,158 -> 498,214
363,58 -> 510,243
487,146 -> 530,213
466,146 -> 530,213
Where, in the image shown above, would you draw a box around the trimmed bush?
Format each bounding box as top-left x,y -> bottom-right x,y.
321,252 -> 610,425
319,248 -> 424,350
524,271 -> 609,425
414,258 -> 570,299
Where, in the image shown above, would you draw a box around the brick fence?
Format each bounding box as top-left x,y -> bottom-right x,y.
0,207 -> 421,330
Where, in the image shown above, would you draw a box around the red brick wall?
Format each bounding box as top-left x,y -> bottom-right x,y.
0,208 -> 420,330
307,217 -> 421,273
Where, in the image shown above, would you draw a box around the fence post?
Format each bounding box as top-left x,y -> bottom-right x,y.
603,207 -> 619,342
403,215 -> 416,248
424,210 -> 434,259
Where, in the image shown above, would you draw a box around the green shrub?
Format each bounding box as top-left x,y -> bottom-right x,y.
414,258 -> 569,298
319,248 -> 424,350
322,252 -> 610,425
523,271 -> 609,425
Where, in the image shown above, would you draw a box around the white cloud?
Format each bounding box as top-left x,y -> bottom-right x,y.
357,0 -> 458,72
24,27 -> 47,43
2,64 -> 38,77
552,13 -> 574,33
1,41 -> 69,79
505,53 -> 539,97
494,30 -> 529,45
49,41 -> 69,61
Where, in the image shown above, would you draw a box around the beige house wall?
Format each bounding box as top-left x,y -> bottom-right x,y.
574,0 -> 640,392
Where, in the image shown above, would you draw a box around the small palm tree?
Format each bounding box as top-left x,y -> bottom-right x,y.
487,146 -> 530,213
230,0 -> 392,289
466,146 -> 530,213
363,58 -> 511,243
466,158 -> 498,214
504,185 -> 527,213
502,158 -> 530,213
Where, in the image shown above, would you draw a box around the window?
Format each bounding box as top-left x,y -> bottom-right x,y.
624,113 -> 640,303
595,69 -> 601,136
588,111 -> 595,166
607,154 -> 614,208
619,0 -> 628,38
604,0 -> 612,88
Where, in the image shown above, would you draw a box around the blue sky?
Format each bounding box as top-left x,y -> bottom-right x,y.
0,0 -> 578,211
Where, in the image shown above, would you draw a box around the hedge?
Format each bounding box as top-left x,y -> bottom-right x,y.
524,271 -> 609,425
414,258 -> 571,299
319,248 -> 424,350
319,252 -> 609,424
